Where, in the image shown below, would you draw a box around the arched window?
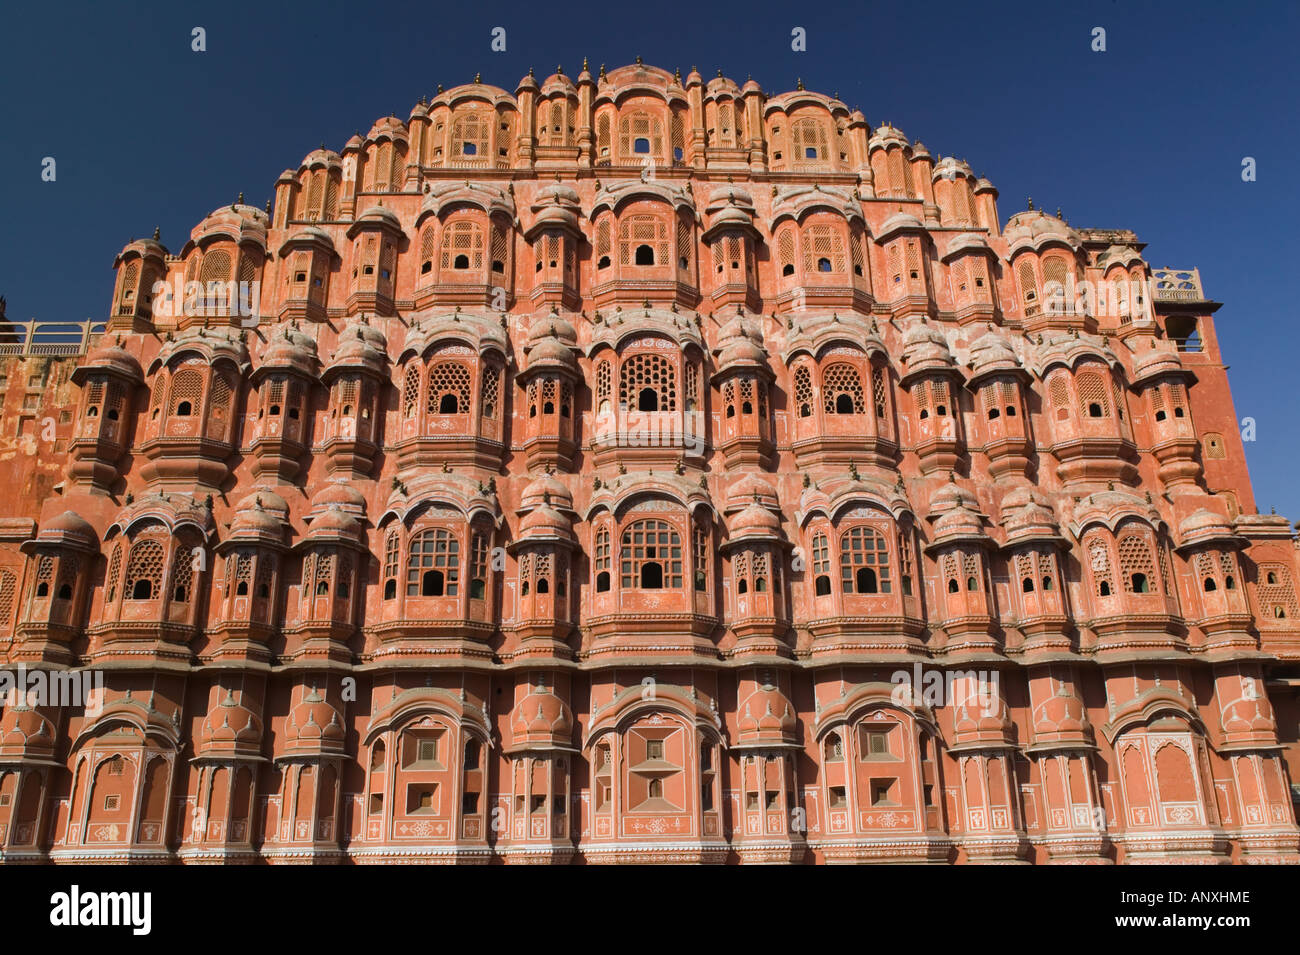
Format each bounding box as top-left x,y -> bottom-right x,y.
1077,370 -> 1110,419
426,361 -> 471,416
440,220 -> 484,274
469,532 -> 488,600
619,215 -> 670,269
168,368 -> 203,419
777,229 -> 796,278
1017,259 -> 1038,309
791,117 -> 829,163
812,532 -> 832,596
840,526 -> 891,594
822,363 -> 864,415
619,353 -> 677,413
1167,315 -> 1201,353
594,526 -> 611,592
693,523 -> 709,592
170,543 -> 196,604
402,365 -> 421,419
802,224 -> 846,275
794,365 -> 813,418
1088,539 -> 1114,599
1118,532 -> 1158,595
621,520 -> 682,590
407,528 -> 460,597
618,112 -> 664,161
451,111 -> 490,160
125,539 -> 165,601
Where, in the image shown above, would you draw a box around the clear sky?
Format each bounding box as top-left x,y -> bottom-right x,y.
1,0 -> 1296,517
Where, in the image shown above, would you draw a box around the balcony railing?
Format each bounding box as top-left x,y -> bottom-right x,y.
1152,268 -> 1206,303
0,320 -> 106,357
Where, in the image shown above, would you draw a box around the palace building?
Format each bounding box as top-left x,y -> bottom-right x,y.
1,60 -> 1298,864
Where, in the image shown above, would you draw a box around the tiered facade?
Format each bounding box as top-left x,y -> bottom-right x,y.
1,61 -> 1299,864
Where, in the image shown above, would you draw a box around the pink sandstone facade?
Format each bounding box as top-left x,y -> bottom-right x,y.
0,60 -> 1298,865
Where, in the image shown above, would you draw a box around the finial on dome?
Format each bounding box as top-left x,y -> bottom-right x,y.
716,68 -> 723,78
237,192 -> 244,204
635,55 -> 643,65
796,77 -> 804,90
1056,206 -> 1062,219
599,63 -> 606,79
265,199 -> 272,214
556,63 -> 563,75
152,226 -> 160,241
528,66 -> 534,77
582,56 -> 589,71
474,72 -> 481,83
1027,196 -> 1034,210
437,83 -> 444,93
674,67 -> 681,83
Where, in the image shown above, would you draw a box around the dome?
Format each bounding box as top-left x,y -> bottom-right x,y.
189,200 -> 269,252
521,471 -> 573,512
366,116 -> 409,143
1220,694 -> 1275,738
540,69 -> 576,96
234,488 -> 289,517
728,502 -> 782,539
34,511 -> 98,550
869,123 -> 908,150
900,318 -> 955,376
928,477 -> 978,516
933,504 -> 985,543
150,326 -> 251,376
510,684 -> 573,750
300,148 -> 341,170
528,182 -> 582,234
942,232 -> 991,261
326,320 -> 388,379
713,315 -> 769,369
1004,209 -> 1081,255
312,481 -> 367,514
0,704 -> 56,760
1131,338 -> 1190,386
256,323 -> 319,379
967,329 -> 1022,380
73,339 -> 144,385
1177,508 -> 1236,549
199,690 -> 263,757
932,155 -> 974,182
306,505 -> 361,540
228,500 -> 287,542
1000,489 -> 1060,544
1033,686 -> 1092,742
519,503 -> 575,542
284,689 -> 345,755
736,684 -> 797,746
350,205 -> 403,234
524,328 -> 578,373
952,688 -> 1013,745
527,311 -> 577,346
725,473 -> 778,512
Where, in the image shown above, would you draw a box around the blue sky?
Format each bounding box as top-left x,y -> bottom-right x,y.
1,0 -> 1296,517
